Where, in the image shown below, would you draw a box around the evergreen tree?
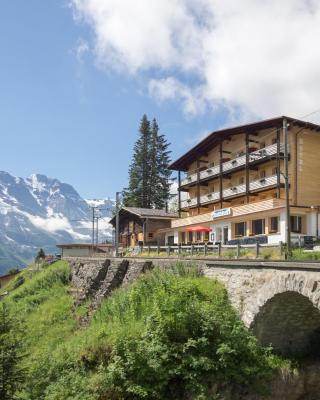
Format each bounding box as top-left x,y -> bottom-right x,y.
0,303 -> 25,399
149,119 -> 172,209
123,115 -> 171,209
35,248 -> 45,262
123,115 -> 151,208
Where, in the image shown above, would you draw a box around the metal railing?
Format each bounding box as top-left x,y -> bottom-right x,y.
180,143 -> 285,187
181,174 -> 282,208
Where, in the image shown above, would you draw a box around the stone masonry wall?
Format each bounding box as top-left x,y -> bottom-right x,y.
67,257 -> 320,355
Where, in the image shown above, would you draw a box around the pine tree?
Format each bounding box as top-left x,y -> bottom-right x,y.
150,119 -> 172,209
35,248 -> 45,262
123,115 -> 151,208
0,303 -> 26,399
123,115 -> 171,209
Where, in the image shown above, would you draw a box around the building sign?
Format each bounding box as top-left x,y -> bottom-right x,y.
212,208 -> 232,219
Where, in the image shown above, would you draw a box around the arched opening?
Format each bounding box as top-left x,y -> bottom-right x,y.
251,291 -> 320,357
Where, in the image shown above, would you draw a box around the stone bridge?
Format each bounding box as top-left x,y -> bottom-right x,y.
68,257 -> 320,357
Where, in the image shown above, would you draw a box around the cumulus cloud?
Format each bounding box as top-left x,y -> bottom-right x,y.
149,77 -> 206,116
71,0 -> 320,122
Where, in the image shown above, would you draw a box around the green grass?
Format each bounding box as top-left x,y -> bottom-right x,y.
291,248 -> 320,261
3,260 -> 292,400
134,247 -> 283,260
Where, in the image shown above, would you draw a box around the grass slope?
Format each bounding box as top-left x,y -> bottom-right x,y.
3,261 -> 288,400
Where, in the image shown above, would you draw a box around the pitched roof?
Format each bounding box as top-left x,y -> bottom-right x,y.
109,207 -> 178,225
169,116 -> 320,171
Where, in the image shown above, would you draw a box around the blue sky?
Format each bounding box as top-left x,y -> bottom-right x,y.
0,1 -> 226,199
1,1 -> 320,199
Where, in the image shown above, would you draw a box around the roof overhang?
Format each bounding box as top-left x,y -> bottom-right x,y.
170,116 -> 320,171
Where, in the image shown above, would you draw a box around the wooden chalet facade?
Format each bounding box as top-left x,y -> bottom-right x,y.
109,207 -> 177,248
161,116 -> 320,245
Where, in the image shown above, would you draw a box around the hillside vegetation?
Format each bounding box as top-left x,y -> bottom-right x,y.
1,261 -> 287,400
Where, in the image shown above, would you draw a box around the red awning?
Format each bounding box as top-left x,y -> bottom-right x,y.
185,226 -> 212,232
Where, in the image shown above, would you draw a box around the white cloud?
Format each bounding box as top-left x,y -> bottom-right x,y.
71,0 -> 320,122
149,77 -> 206,116
75,38 -> 89,62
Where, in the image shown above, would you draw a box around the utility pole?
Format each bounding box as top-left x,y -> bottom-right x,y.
95,215 -> 99,245
115,192 -> 120,257
91,206 -> 95,253
283,117 -> 291,258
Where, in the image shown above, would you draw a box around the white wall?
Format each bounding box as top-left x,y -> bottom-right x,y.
63,247 -> 91,257
306,212 -> 317,236
279,211 -> 287,243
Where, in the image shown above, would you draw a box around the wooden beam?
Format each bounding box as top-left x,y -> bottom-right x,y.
245,132 -> 249,202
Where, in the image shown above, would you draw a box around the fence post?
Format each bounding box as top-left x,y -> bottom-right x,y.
236,243 -> 240,259
148,245 -> 151,255
204,243 -> 207,256
279,241 -> 283,258
157,245 -> 160,255
178,244 -> 181,255
255,242 -> 260,258
167,245 -> 171,256
191,244 -> 194,256
218,243 -> 221,257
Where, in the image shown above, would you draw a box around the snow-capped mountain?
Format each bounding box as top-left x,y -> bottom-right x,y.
0,171 -> 114,273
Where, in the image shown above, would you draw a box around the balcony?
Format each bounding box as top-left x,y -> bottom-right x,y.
200,191 -> 220,205
180,197 -> 198,208
173,198 -> 284,228
181,172 -> 197,186
181,174 -> 282,209
180,143 -> 285,187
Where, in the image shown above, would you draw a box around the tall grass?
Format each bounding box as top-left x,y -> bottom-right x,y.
3,261 -> 290,400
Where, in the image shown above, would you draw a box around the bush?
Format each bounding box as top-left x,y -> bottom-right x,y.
76,269 -> 279,399
5,263 -> 285,400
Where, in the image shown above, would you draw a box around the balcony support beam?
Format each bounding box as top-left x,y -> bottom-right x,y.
219,141 -> 223,208
245,132 -> 250,202
196,159 -> 201,214
178,170 -> 181,218
277,128 -> 281,199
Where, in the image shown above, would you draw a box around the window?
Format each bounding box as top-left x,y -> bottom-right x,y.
239,176 -> 245,184
272,167 -> 278,175
270,216 -> 279,233
148,232 -> 154,239
291,216 -> 302,233
235,222 -> 246,236
260,141 -> 266,149
204,231 -> 209,242
196,231 -> 202,241
252,219 -> 265,235
260,170 -> 266,178
188,231 -> 193,243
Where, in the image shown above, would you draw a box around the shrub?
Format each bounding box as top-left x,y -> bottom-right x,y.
79,269 -> 279,399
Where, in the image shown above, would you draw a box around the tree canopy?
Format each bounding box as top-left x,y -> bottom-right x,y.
123,115 -> 172,209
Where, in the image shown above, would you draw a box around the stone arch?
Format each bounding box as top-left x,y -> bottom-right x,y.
246,273 -> 320,356
251,291 -> 320,356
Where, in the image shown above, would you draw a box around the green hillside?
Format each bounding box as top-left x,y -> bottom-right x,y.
1,261 -> 288,400
0,242 -> 28,275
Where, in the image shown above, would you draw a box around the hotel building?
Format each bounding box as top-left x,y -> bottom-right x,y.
162,116 -> 320,245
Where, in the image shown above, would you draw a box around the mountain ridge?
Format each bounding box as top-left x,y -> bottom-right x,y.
0,171 -> 114,274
